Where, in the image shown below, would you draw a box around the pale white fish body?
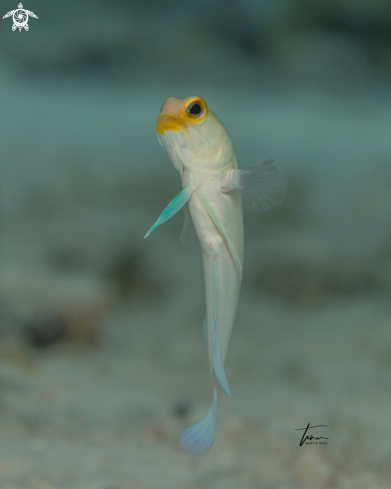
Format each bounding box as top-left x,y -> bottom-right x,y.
145,95 -> 286,455
182,162 -> 243,371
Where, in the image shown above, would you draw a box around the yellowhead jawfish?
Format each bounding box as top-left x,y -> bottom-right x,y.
145,96 -> 286,454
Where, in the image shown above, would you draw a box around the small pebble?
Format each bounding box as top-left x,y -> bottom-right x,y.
173,401 -> 191,419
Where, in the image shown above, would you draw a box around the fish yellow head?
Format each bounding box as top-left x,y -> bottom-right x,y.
156,96 -> 234,178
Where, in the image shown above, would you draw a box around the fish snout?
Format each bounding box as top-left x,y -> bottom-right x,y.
156,114 -> 185,134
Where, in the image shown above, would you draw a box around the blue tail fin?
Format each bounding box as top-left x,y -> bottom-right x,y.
179,388 -> 217,455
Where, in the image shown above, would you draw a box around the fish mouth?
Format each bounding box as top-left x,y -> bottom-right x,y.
156,114 -> 186,134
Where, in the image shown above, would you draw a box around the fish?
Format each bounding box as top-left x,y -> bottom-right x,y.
144,95 -> 286,454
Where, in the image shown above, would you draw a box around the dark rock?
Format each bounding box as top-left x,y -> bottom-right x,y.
106,249 -> 163,302
22,315 -> 68,349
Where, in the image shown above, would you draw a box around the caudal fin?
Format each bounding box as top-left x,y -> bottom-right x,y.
179,388 -> 217,455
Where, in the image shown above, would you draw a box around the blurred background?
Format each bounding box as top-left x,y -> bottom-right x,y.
1,0 -> 391,488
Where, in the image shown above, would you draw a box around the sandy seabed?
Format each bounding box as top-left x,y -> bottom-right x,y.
1,78 -> 391,489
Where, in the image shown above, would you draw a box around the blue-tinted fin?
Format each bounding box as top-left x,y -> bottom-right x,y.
203,317 -> 209,366
213,332 -> 232,399
144,187 -> 192,238
180,387 -> 217,455
221,159 -> 287,213
180,203 -> 196,247
197,189 -> 242,271
211,258 -> 232,399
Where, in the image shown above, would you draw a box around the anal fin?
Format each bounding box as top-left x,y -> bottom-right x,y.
203,317 -> 209,367
213,332 -> 232,399
211,258 -> 232,399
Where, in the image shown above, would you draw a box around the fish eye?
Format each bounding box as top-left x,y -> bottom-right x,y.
186,99 -> 207,120
189,103 -> 201,115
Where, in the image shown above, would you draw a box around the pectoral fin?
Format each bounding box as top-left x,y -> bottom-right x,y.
144,187 -> 192,238
221,159 -> 286,212
197,189 -> 242,272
